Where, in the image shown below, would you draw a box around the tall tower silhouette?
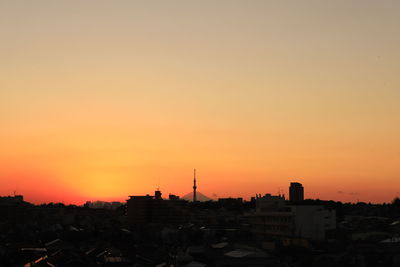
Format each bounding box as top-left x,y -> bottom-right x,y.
193,168 -> 197,202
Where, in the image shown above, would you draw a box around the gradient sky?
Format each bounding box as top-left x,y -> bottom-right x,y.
1,1 -> 399,204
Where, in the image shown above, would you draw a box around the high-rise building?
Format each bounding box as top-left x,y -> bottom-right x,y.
193,168 -> 197,202
289,182 -> 304,202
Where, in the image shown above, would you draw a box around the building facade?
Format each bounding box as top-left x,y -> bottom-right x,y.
289,182 -> 304,202
246,193 -> 336,241
127,191 -> 188,225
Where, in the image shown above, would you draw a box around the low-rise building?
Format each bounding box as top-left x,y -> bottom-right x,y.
246,194 -> 336,241
127,191 -> 188,225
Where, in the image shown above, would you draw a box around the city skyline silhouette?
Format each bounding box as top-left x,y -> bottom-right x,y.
1,2 -> 400,266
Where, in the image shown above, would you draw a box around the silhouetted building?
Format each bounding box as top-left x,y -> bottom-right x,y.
168,194 -> 180,200
218,198 -> 243,211
126,195 -> 153,224
182,169 -> 213,202
218,198 -> 243,204
84,200 -> 123,210
289,182 -> 304,202
155,190 -> 162,200
127,191 -> 188,225
255,193 -> 286,212
0,195 -> 24,205
290,205 -> 336,240
246,193 -> 336,240
193,168 -> 197,202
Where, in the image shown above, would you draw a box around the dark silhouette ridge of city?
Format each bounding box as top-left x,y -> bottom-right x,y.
2,1 -> 399,266
2,175 -> 400,267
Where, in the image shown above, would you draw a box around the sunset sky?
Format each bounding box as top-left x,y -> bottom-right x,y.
1,1 -> 399,204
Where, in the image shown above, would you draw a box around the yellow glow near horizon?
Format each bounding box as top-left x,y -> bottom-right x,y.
1,1 -> 400,204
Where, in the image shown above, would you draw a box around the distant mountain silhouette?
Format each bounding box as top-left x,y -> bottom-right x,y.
182,191 -> 213,202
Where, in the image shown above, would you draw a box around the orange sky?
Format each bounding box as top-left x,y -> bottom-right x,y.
1,1 -> 400,204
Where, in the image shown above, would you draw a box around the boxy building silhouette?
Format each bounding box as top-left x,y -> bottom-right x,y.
127,190 -> 188,225
289,182 -> 304,202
